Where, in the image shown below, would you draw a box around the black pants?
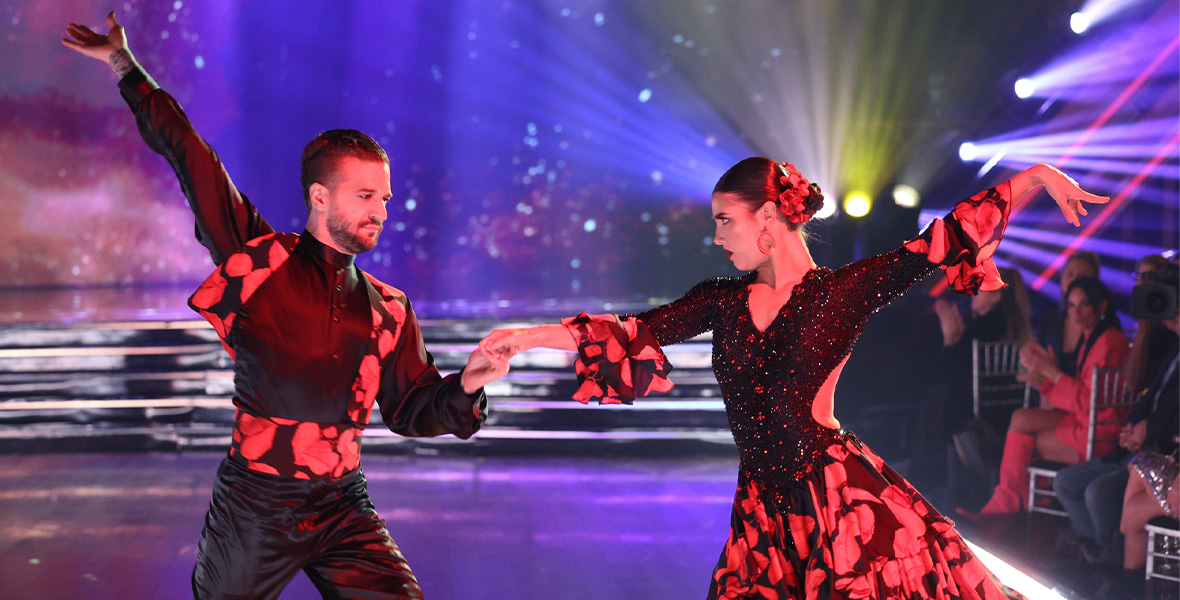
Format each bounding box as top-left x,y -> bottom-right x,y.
192,457 -> 422,600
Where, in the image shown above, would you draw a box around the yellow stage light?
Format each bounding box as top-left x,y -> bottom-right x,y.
843,192 -> 872,218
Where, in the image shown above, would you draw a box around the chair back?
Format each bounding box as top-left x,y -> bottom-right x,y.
972,340 -> 1031,419
1086,367 -> 1139,460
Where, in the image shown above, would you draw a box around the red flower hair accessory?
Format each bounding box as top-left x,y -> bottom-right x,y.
777,162 -> 822,225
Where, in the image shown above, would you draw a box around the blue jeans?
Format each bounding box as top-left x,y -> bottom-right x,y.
1054,454 -> 1131,544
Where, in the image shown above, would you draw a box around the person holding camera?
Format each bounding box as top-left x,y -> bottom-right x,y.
1053,257 -> 1179,566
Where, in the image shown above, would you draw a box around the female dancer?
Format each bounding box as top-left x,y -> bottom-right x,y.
481,157 -> 1106,599
968,277 -> 1129,516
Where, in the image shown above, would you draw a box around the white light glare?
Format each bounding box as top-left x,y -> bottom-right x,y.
814,198 -> 837,220
959,142 -> 978,162
892,184 -> 920,208
964,539 -> 1066,600
1070,12 -> 1091,34
1014,78 -> 1035,99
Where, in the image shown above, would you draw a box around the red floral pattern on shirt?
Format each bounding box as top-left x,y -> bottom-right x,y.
193,233 -> 411,479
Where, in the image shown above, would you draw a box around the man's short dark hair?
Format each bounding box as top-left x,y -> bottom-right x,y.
300,129 -> 389,211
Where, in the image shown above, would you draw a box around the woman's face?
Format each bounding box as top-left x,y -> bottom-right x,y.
711,192 -> 771,271
1066,287 -> 1104,332
1061,258 -> 1097,298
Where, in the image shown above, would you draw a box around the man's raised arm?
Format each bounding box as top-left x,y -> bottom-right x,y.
63,11 -> 274,265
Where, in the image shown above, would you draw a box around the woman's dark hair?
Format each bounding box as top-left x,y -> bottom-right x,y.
300,129 -> 389,212
1065,276 -> 1119,329
712,157 -> 823,234
995,267 -> 1033,344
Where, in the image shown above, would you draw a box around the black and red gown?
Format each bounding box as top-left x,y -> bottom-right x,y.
560,185 -> 1025,599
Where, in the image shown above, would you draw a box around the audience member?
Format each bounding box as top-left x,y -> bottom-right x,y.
1037,251 -> 1101,378
964,277 -> 1130,519
1120,451 -> 1178,576
912,268 -> 1032,483
1123,254 -> 1173,393
1055,261 -> 1179,564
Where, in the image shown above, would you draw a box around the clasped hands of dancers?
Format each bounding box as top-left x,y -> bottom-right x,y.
65,10 -> 1109,600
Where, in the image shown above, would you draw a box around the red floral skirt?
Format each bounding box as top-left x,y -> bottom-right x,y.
707,438 -> 1024,599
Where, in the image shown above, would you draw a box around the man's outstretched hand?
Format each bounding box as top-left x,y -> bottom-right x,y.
62,11 -> 137,76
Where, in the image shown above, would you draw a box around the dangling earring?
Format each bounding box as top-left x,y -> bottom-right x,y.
757,227 -> 776,255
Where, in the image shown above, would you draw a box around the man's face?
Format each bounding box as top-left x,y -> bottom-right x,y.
323,156 -> 391,254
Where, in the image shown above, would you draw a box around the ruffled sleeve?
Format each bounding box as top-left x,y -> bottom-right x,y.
903,183 -> 1013,295
560,312 -> 674,405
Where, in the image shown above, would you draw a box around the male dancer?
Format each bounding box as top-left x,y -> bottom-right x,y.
64,13 -> 508,599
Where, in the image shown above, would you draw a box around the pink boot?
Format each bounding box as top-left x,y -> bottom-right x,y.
979,430 -> 1035,514
955,431 -> 1035,537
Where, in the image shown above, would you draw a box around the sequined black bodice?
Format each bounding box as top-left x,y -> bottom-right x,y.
634,248 -> 936,506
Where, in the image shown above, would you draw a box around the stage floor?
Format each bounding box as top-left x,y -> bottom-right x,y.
1,452 -> 740,600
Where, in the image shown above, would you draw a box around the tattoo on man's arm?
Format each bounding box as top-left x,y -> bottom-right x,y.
109,49 -> 136,78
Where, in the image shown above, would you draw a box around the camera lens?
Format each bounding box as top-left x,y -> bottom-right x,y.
1146,290 -> 1168,313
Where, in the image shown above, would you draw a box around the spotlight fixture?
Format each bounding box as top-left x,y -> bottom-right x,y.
959,142 -> 978,162
1014,78 -> 1035,99
843,192 -> 872,218
1070,12 -> 1090,34
892,184 -> 920,208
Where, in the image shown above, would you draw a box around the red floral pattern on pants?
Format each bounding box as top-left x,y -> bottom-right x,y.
708,438 -> 1023,599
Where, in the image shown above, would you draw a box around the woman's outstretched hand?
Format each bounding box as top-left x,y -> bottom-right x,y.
1010,164 -> 1109,227
480,324 -> 576,359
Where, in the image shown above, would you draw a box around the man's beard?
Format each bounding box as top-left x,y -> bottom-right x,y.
327,211 -> 381,254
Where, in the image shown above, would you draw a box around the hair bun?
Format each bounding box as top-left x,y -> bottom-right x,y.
777,163 -> 822,226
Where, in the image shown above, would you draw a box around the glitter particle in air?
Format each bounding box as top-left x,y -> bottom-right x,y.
194,55 -> 205,69
638,89 -> 652,102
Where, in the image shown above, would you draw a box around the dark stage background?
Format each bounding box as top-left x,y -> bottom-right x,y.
3,0 -> 1176,310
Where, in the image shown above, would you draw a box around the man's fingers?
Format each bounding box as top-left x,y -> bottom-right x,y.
68,23 -> 97,38
106,11 -> 119,29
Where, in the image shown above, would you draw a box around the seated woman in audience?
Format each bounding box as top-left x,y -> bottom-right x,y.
912,268 -> 1032,475
1056,261 -> 1178,565
965,276 -> 1130,517
1119,451 -> 1178,583
1036,252 -> 1101,378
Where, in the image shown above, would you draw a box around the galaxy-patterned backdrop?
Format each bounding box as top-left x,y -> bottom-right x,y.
2,1 -> 1177,315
